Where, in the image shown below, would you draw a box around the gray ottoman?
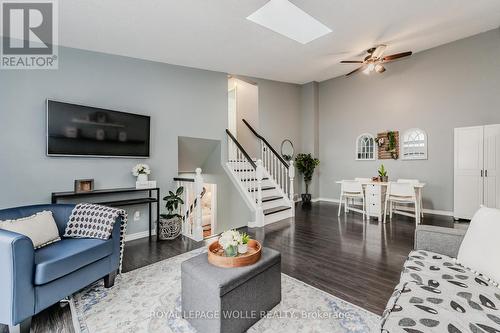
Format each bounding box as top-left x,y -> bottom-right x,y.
181,247 -> 281,333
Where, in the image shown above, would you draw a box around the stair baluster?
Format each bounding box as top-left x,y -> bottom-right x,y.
192,168 -> 204,241
242,119 -> 294,204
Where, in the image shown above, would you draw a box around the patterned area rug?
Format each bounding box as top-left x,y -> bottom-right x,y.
71,248 -> 380,332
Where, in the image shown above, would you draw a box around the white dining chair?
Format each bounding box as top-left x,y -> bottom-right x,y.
384,182 -> 419,224
397,179 -> 423,218
354,178 -> 371,214
338,180 -> 366,220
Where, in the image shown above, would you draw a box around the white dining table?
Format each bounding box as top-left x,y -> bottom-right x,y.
336,180 -> 426,223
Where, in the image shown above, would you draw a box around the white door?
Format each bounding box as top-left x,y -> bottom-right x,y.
484,124 -> 500,209
454,126 -> 484,219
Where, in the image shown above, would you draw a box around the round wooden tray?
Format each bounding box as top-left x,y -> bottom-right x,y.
208,239 -> 262,268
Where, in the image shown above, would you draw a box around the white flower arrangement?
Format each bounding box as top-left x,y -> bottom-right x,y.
132,164 -> 151,176
218,230 -> 242,249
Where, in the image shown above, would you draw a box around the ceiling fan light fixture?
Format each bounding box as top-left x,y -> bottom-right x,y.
375,63 -> 385,73
363,66 -> 371,75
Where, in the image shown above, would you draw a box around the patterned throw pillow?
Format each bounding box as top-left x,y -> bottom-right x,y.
64,203 -> 121,240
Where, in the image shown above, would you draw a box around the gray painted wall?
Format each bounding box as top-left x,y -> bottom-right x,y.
0,46 -> 304,235
0,46 -> 226,235
254,77 -> 304,196
300,82 -> 320,198
318,29 -> 500,212
228,78 -> 260,158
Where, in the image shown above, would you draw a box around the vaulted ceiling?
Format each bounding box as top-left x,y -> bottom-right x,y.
59,0 -> 500,84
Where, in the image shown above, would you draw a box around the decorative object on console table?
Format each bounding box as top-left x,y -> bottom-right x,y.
378,164 -> 388,182
158,186 -> 184,240
377,131 -> 399,160
295,153 -> 320,206
132,163 -> 151,188
74,179 -> 94,193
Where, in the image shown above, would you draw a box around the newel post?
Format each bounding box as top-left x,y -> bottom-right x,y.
289,161 -> 295,201
194,168 -> 204,241
255,159 -> 265,227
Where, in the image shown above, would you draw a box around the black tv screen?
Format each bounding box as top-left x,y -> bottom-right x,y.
46,100 -> 150,157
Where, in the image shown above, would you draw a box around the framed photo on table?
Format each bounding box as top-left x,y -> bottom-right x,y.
74,179 -> 94,193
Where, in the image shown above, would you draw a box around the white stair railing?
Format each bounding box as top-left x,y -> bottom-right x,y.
226,129 -> 264,225
174,168 -> 204,241
243,119 -> 294,202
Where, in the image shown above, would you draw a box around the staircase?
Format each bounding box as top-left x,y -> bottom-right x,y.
226,124 -> 295,227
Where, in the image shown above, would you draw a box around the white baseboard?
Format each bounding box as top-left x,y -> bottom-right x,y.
125,229 -> 156,242
314,197 -> 339,203
314,197 -> 454,217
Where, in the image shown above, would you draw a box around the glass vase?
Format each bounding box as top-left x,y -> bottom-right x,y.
224,245 -> 238,257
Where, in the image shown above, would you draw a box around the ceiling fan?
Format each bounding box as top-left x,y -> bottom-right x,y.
340,45 -> 412,76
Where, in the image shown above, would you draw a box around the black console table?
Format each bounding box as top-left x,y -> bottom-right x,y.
51,187 -> 160,240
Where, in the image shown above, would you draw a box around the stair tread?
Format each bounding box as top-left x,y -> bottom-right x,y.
264,206 -> 291,215
260,195 -> 283,203
241,177 -> 269,181
248,186 -> 275,192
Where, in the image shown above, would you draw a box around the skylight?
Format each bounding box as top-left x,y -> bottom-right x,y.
246,0 -> 332,44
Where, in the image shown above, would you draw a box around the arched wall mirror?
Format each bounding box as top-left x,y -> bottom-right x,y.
280,139 -> 294,162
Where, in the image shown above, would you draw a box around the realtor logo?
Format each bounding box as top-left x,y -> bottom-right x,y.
1,0 -> 58,69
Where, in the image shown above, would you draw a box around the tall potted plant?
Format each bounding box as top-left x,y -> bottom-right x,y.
158,186 -> 184,240
295,153 -> 320,205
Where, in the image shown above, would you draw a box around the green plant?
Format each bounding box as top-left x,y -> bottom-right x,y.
386,131 -> 396,151
295,153 -> 320,194
160,186 -> 184,219
386,131 -> 399,159
378,164 -> 387,177
241,233 -> 250,245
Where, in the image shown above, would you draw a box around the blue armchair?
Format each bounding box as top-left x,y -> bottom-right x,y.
0,204 -> 122,333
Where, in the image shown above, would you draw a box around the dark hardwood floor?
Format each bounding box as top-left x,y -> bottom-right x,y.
1,202 -> 465,332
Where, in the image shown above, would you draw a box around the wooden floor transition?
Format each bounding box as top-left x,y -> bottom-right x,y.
1,201 -> 464,333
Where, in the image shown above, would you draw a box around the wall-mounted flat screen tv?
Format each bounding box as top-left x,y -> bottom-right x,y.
47,100 -> 150,158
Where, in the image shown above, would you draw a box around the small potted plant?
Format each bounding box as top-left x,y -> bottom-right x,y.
238,233 -> 250,254
386,131 -> 398,160
295,153 -> 320,205
158,186 -> 184,240
378,164 -> 388,182
132,164 -> 151,183
219,230 -> 241,257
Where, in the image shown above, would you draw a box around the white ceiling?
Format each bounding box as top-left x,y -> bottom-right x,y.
59,0 -> 500,84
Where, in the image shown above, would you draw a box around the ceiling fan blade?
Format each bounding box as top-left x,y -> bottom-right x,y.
371,45 -> 387,59
383,51 -> 412,61
346,66 -> 365,76
340,60 -> 363,64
